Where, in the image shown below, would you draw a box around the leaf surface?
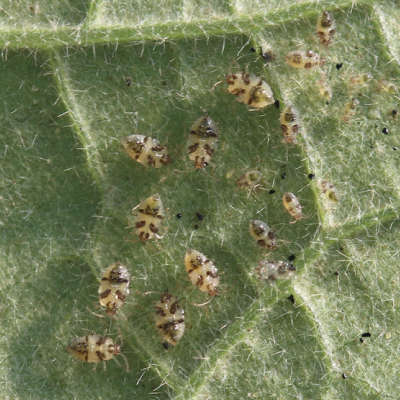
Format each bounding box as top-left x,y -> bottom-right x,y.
1,1 -> 399,399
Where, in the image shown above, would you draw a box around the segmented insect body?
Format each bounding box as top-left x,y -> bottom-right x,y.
342,98 -> 359,122
317,74 -> 333,101
280,105 -> 300,144
282,192 -> 303,222
286,50 -> 324,69
184,249 -> 219,296
121,134 -> 169,168
249,220 -> 277,249
155,293 -> 185,347
349,73 -> 372,90
377,80 -> 397,94
256,260 -> 296,281
98,263 -> 130,316
317,11 -> 336,46
320,180 -> 339,202
133,194 -> 165,241
187,116 -> 218,168
237,170 -> 262,190
226,72 -> 275,108
67,335 -> 120,364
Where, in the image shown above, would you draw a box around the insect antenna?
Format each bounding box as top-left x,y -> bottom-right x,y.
114,351 -> 130,372
87,305 -> 106,319
192,297 -> 214,307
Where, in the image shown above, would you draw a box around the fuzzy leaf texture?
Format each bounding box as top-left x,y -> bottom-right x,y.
0,0 -> 399,399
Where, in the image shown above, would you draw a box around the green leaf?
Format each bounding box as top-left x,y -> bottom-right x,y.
1,1 -> 399,399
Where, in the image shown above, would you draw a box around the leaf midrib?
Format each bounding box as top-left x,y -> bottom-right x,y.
2,0 -> 363,49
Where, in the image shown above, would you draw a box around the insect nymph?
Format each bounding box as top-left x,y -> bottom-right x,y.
133,194 -> 165,241
121,134 -> 170,168
98,262 -> 130,316
319,180 -> 339,202
184,249 -> 219,296
286,50 -> 324,69
187,115 -> 218,168
317,11 -> 336,46
236,170 -> 263,191
316,73 -> 333,101
342,98 -> 359,122
256,260 -> 296,281
282,192 -> 303,223
226,72 -> 275,108
67,335 -> 121,364
280,105 -> 300,144
249,220 -> 277,249
155,292 -> 185,348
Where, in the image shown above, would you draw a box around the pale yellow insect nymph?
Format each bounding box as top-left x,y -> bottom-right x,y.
187,115 -> 218,168
342,98 -> 359,122
256,260 -> 296,281
249,220 -> 277,250
98,262 -> 130,316
67,335 -> 120,364
236,170 -> 263,191
133,194 -> 165,241
155,293 -> 185,348
280,105 -> 300,144
317,11 -> 336,46
286,50 -> 324,69
282,192 -> 303,223
226,72 -> 275,108
184,249 -> 219,296
121,134 -> 170,168
319,180 -> 339,202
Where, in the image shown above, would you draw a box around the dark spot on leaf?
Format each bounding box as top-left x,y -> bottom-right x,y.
269,189 -> 276,194
125,77 -> 132,87
393,147 -> 397,151
336,63 -> 343,70
196,212 -> 204,221
193,224 -> 199,230
250,47 -> 256,52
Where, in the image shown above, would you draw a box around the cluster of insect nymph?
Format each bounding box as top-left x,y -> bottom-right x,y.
67,8 -> 390,371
